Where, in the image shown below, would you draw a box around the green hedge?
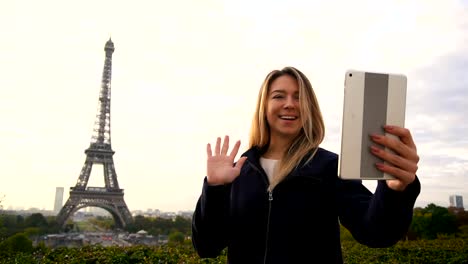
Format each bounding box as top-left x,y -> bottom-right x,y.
342,238 -> 467,264
0,238 -> 466,264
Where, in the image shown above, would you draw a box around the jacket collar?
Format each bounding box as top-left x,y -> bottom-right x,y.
241,146 -> 322,179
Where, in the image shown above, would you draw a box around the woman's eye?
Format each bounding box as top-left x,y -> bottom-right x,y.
272,95 -> 283,99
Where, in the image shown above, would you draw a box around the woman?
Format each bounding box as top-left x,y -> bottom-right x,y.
192,67 -> 420,263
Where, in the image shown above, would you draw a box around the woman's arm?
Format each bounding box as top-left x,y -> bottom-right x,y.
192,178 -> 231,257
338,125 -> 421,246
192,136 -> 247,257
337,177 -> 420,247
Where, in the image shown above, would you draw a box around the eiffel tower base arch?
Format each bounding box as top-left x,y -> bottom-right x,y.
56,189 -> 133,229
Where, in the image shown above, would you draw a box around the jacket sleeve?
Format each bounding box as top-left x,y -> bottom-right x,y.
192,177 -> 231,258
337,175 -> 421,247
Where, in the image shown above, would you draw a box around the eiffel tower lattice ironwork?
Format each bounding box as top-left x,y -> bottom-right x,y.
56,38 -> 133,229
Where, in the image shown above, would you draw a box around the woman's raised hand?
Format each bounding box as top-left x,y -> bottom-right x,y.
206,135 -> 247,186
370,125 -> 419,191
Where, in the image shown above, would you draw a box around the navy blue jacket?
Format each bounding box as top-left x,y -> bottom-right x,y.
192,147 -> 420,263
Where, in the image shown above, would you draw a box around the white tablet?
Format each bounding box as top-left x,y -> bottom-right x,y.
338,70 -> 407,180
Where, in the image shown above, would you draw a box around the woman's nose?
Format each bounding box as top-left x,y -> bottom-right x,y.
284,96 -> 295,108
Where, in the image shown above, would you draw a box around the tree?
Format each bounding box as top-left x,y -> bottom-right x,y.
168,231 -> 185,245
45,216 -> 61,234
0,214 -> 23,238
0,195 -> 3,239
25,213 -> 48,228
23,213 -> 49,236
449,207 -> 468,226
410,203 -> 458,239
173,216 -> 191,235
0,232 -> 33,253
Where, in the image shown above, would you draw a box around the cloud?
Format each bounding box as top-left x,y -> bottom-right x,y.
405,45 -> 468,207
409,55 -> 468,140
1,0 -> 468,211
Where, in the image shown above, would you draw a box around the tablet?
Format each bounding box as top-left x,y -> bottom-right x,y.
338,70 -> 407,180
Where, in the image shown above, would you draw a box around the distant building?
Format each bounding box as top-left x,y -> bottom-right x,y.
449,195 -> 464,209
54,187 -> 64,215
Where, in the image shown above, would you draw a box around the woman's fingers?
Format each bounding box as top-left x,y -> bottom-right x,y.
211,135 -> 236,157
370,126 -> 419,191
206,136 -> 246,186
207,143 -> 212,157
371,133 -> 419,162
208,136 -> 242,161
370,146 -> 418,173
378,163 -> 415,183
384,125 -> 417,149
378,162 -> 416,191
212,136 -> 230,156
229,140 -> 241,159
235,156 -> 248,170
215,137 -> 221,155
221,135 -> 229,155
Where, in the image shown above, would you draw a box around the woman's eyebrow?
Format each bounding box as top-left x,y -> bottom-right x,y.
270,89 -> 286,93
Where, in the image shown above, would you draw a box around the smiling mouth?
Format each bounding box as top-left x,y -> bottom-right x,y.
279,115 -> 298,120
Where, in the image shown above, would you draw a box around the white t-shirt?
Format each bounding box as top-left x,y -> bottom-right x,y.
260,157 -> 279,183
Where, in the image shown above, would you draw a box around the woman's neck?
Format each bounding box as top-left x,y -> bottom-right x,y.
263,136 -> 293,160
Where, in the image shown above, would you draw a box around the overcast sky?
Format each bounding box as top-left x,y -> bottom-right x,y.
0,0 -> 467,213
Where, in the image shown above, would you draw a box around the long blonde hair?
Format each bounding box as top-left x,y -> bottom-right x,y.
249,67 -> 325,190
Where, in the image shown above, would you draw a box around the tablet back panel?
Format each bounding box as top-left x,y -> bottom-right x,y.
338,70 -> 406,180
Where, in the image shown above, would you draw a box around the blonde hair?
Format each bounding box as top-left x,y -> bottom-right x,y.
249,66 -> 325,190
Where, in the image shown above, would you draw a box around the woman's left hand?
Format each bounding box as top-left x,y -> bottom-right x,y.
370,125 -> 419,191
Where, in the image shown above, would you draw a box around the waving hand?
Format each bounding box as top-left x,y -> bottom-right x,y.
206,135 -> 247,186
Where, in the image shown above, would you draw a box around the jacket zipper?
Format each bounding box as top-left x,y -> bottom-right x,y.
246,160 -> 274,264
263,190 -> 273,264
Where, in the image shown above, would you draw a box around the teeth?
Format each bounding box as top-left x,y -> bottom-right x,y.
280,116 -> 296,120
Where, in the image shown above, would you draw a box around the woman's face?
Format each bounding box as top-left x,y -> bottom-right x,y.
266,74 -> 302,141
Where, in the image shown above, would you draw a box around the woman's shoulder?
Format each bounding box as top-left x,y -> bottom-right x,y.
297,147 -> 338,172
290,147 -> 339,178
314,147 -> 338,162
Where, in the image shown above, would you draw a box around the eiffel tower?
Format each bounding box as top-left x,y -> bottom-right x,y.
56,38 -> 133,229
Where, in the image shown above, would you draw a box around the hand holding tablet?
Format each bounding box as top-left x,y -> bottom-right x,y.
338,70 -> 407,180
